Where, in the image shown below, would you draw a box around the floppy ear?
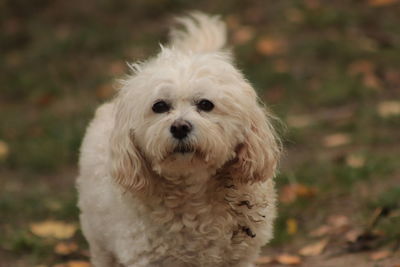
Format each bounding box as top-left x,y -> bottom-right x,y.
229,105 -> 281,184
109,102 -> 154,194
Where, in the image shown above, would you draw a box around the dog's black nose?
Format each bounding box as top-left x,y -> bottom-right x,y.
170,120 -> 192,140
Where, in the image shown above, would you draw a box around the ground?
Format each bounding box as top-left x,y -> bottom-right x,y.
0,0 -> 399,266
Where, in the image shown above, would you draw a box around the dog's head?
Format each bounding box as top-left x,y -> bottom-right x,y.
108,13 -> 281,194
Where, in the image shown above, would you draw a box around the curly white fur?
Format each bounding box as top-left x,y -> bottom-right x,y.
77,12 -> 281,267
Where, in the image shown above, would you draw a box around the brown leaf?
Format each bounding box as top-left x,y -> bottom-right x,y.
299,239 -> 329,256
0,140 -> 9,160
309,225 -> 332,237
377,101 -> 400,117
96,83 -> 116,100
53,261 -> 91,267
30,220 -> 77,239
368,0 -> 399,6
346,154 -> 365,168
273,59 -> 289,73
345,229 -> 363,242
109,61 -> 126,76
276,254 -> 302,265
280,184 -> 317,204
322,133 -> 351,148
305,0 -> 320,9
286,114 -> 313,128
254,256 -> 273,264
54,242 -> 78,255
327,214 -> 349,229
285,8 -> 304,23
348,60 -> 375,76
370,250 -> 392,260
233,26 -> 254,45
256,37 -> 287,56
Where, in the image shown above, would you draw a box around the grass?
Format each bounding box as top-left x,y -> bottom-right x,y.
1,0 -> 400,265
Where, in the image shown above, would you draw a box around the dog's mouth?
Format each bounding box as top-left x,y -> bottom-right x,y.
173,144 -> 195,154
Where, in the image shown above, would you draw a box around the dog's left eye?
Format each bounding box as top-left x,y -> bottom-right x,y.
152,101 -> 170,113
197,99 -> 214,112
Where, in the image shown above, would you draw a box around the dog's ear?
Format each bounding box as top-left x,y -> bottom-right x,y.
109,103 -> 154,194
230,105 -> 281,184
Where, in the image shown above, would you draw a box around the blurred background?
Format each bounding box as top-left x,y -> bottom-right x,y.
1,0 -> 399,266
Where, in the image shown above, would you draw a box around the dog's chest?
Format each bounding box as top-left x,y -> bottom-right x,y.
141,184 -> 267,265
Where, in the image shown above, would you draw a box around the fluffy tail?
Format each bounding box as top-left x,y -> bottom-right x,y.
169,12 -> 227,53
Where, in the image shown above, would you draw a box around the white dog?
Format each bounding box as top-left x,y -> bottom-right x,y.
77,12 -> 281,267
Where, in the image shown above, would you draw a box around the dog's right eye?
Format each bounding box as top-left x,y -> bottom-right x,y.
152,101 -> 170,113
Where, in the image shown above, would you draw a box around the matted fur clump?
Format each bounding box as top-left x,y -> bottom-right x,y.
77,12 -> 281,267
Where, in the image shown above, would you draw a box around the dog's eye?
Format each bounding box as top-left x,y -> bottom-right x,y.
152,101 -> 170,113
197,99 -> 214,112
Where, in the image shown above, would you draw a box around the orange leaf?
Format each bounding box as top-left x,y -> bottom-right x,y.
299,239 -> 329,256
370,250 -> 392,260
254,256 -> 273,264
54,261 -> 91,267
276,254 -> 302,265
233,26 -> 254,45
280,184 -> 317,204
256,37 -> 287,56
368,0 -> 399,6
54,242 -> 78,255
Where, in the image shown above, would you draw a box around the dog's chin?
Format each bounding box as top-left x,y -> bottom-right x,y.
151,144 -> 210,176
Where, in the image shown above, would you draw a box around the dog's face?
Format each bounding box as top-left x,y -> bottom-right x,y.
109,50 -> 280,192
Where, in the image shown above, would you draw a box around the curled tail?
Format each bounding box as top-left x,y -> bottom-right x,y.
169,12 -> 227,53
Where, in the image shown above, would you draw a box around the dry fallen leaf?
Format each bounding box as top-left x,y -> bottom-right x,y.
54,242 -> 79,255
254,256 -> 273,265
299,239 -> 329,256
305,0 -> 320,9
280,184 -> 317,204
348,60 -> 375,76
53,261 -> 91,267
368,0 -> 399,6
309,225 -> 332,237
327,214 -> 349,229
286,218 -> 298,235
273,59 -> 289,73
285,8 -> 304,23
96,83 -> 116,100
323,133 -> 351,148
377,101 -> 400,117
276,254 -> 302,265
233,26 -> 254,45
346,154 -> 365,168
256,37 -> 287,56
30,220 -> 77,239
345,229 -> 363,242
363,72 -> 382,90
286,114 -> 313,128
370,250 -> 392,260
109,61 -> 126,76
0,140 -> 9,160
